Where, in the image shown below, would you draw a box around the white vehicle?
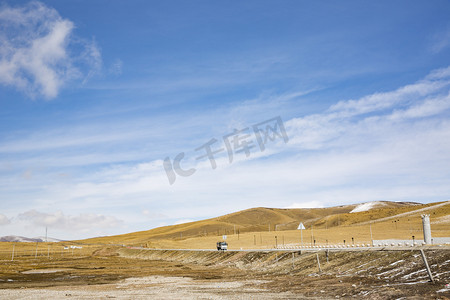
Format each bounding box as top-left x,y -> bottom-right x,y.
216,241 -> 228,251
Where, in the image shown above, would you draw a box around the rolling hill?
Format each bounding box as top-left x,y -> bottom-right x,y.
79,200 -> 450,247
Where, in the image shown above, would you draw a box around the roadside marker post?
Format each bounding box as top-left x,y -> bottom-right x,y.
297,222 -> 305,248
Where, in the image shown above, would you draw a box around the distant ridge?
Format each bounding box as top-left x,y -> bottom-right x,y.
0,235 -> 62,243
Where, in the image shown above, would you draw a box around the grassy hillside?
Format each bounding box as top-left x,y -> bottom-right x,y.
78,200 -> 450,248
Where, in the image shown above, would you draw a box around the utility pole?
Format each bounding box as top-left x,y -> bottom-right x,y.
316,253 -> 322,273
420,250 -> 435,283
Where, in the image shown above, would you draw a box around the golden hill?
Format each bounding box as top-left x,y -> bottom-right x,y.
78,200 -> 450,248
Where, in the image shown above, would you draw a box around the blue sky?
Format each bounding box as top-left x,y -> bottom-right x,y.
1,1 -> 450,239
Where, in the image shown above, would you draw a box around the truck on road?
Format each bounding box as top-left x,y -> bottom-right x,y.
216,241 -> 228,251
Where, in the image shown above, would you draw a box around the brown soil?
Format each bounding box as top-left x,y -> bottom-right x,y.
0,247 -> 449,299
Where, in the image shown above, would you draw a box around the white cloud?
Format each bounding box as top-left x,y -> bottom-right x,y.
387,92 -> 450,121
18,210 -> 122,232
142,210 -> 167,219
287,67 -> 450,151
328,78 -> 449,117
285,201 -> 325,209
0,214 -> 11,225
425,66 -> 450,80
0,2 -> 101,99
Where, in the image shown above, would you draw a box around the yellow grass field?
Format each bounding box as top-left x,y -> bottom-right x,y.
77,200 -> 450,250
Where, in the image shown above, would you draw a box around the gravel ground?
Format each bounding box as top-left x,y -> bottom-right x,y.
0,276 -> 306,299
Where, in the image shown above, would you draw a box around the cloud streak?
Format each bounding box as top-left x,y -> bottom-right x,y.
1,66 -> 450,239
18,209 -> 123,233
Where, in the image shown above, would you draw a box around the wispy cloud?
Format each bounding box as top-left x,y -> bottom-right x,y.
287,67 -> 450,150
18,209 -> 123,233
0,1 -> 101,99
431,27 -> 450,54
108,59 -> 123,76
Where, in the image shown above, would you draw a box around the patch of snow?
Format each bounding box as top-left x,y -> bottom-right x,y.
33,236 -> 62,242
435,270 -> 450,276
384,280 -> 429,286
350,201 -> 386,213
389,260 -> 404,266
378,269 -> 404,277
401,269 -> 426,279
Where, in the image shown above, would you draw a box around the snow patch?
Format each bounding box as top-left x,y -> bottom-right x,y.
350,201 -> 386,213
389,260 -> 404,266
